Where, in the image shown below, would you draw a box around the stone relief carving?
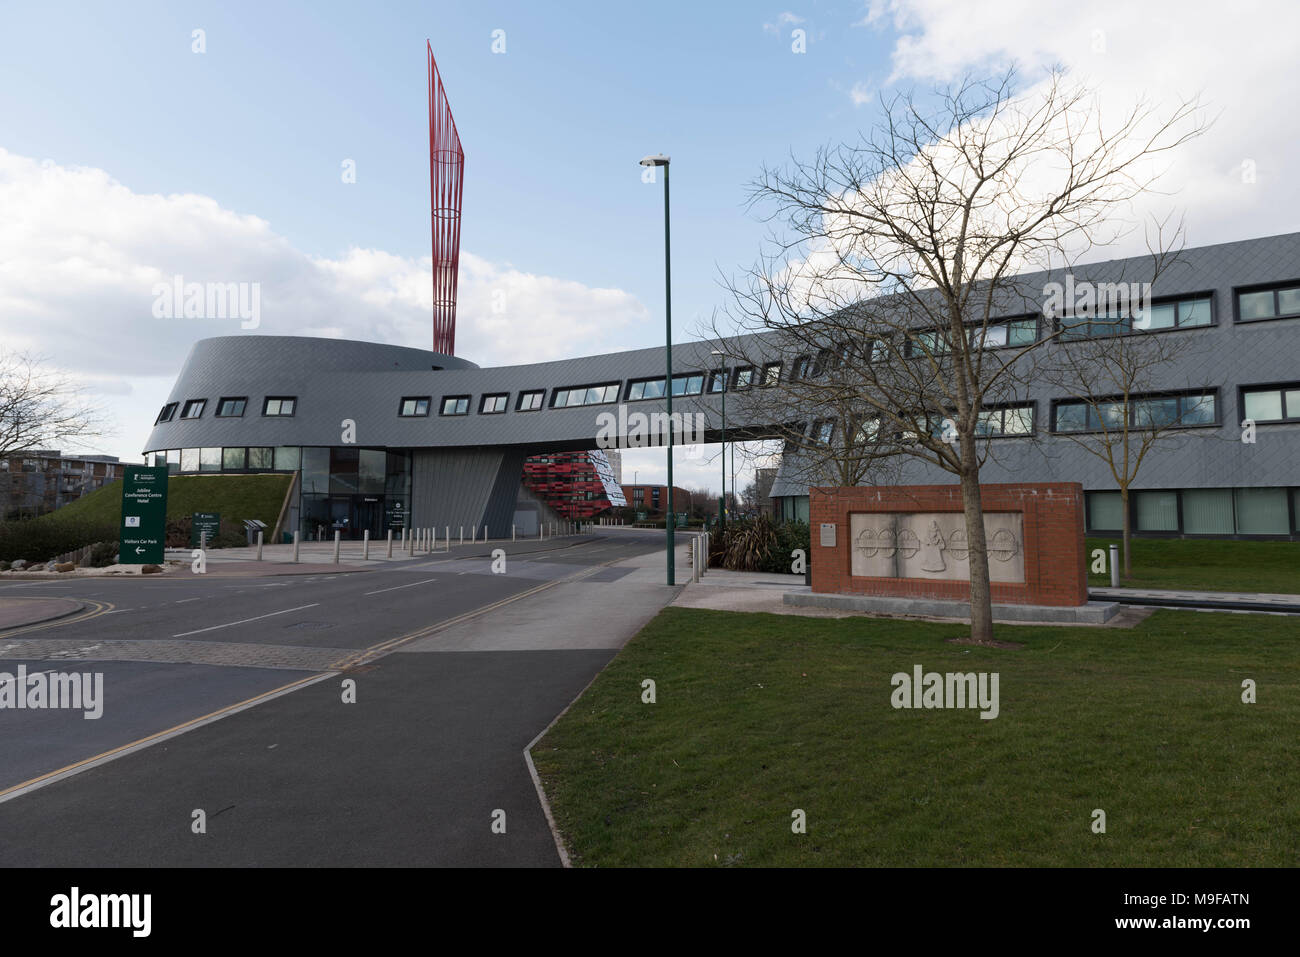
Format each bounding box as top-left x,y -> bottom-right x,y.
850,512 -> 1025,583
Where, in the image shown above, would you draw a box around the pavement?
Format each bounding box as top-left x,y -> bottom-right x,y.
0,529 -> 683,867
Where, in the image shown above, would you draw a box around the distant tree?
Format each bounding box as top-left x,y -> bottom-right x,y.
0,350 -> 106,459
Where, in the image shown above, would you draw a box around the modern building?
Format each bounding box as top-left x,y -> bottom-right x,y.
143,231 -> 1300,541
523,450 -> 626,522
620,484 -> 692,519
0,451 -> 122,520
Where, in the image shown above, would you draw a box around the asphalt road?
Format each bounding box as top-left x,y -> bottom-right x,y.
0,530 -> 675,866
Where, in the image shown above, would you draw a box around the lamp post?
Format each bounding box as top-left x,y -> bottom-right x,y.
711,348 -> 727,528
640,153 -> 673,586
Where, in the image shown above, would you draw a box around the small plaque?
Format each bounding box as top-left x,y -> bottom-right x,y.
819,523 -> 837,548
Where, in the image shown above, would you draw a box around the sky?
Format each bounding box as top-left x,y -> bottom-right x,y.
1,0 -> 1296,494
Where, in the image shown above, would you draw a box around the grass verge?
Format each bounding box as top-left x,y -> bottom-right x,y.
534,606 -> 1298,866
1085,536 -> 1300,594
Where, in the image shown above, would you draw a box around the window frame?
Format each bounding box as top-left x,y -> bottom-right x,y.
1050,389 -> 1219,434
439,395 -> 471,416
216,396 -> 248,418
516,390 -> 545,412
180,399 -> 206,420
262,396 -> 297,417
155,402 -> 178,425
1239,382 -> 1300,424
549,382 -> 620,409
398,396 -> 432,417
1234,280 -> 1300,324
480,393 -> 509,414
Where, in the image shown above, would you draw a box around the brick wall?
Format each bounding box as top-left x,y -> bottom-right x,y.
810,483 -> 1088,607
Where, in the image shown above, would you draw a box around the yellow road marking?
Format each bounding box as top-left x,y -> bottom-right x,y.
0,599 -> 115,641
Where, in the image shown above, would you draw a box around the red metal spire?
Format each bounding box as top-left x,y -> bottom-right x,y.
428,41 -> 463,356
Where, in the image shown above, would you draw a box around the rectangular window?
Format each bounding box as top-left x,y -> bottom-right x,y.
550,383 -> 619,408
1182,489 -> 1234,535
762,362 -> 782,386
199,447 -> 222,472
1234,487 -> 1290,534
792,356 -> 812,380
156,403 -> 178,424
814,420 -> 833,444
1242,384 -> 1300,423
1054,392 -> 1215,432
481,394 -> 508,414
517,390 -> 544,411
274,446 -> 300,471
399,397 -> 431,417
971,318 -> 1038,349
733,367 -> 755,389
1236,283 -> 1300,322
440,395 -> 470,416
180,449 -> 199,473
708,370 -> 726,393
216,397 -> 247,417
1086,491 -> 1123,531
263,397 -> 296,417
166,449 -> 180,474
1135,490 -> 1179,531
180,399 -> 206,419
222,447 -> 246,470
247,447 -> 274,470
973,405 -> 1034,437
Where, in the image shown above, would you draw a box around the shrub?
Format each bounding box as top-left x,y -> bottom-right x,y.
0,518 -> 117,563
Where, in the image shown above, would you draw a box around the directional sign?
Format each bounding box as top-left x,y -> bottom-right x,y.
191,512 -> 221,547
120,466 -> 169,565
384,501 -> 407,529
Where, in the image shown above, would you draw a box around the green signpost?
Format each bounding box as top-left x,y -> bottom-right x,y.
119,466 -> 169,564
191,512 -> 221,547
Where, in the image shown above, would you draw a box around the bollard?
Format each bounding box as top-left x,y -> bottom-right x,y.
459,526 -> 464,546
445,527 -> 450,551
200,529 -> 208,551
1109,543 -> 1120,588
333,530 -> 341,564
512,524 -> 516,542
256,530 -> 263,561
363,529 -> 370,561
293,530 -> 300,563
387,528 -> 393,558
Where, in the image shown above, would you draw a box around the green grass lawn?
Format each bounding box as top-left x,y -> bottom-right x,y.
1086,536 -> 1300,594
534,606 -> 1300,867
43,473 -> 292,528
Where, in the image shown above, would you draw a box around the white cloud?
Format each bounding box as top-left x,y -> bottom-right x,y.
842,0 -> 1299,255
0,148 -> 650,459
763,11 -> 806,34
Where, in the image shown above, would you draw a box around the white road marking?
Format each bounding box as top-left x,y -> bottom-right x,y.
172,603 -> 320,637
175,598 -> 200,604
364,578 -> 439,596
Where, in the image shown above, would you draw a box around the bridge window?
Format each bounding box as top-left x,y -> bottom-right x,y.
155,403 -> 178,424
216,397 -> 247,417
180,399 -> 206,419
399,397 -> 431,417
517,391 -> 544,411
481,393 -> 508,414
551,383 -> 620,408
628,374 -> 704,401
440,395 -> 471,416
263,397 -> 296,417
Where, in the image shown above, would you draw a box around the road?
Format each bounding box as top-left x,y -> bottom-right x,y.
0,530 -> 676,866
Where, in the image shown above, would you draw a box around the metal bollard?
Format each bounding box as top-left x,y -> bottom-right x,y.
387,529 -> 393,558
459,526 -> 464,546
1109,543 -> 1120,588
512,524 -> 516,542
363,529 -> 370,561
293,530 -> 300,563
256,530 -> 263,561
333,530 -> 341,564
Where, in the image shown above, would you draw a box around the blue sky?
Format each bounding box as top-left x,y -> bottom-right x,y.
1,0 -> 1295,491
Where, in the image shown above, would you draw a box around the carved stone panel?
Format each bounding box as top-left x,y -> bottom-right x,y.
850,512 -> 1025,583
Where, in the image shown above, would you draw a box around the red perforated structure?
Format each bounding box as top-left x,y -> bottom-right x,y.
428,41 -> 464,356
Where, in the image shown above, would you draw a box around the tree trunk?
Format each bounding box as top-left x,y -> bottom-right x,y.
1120,486 -> 1131,578
959,465 -> 995,644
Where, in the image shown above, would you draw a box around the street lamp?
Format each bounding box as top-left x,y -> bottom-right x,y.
640,153 -> 674,586
711,348 -> 727,528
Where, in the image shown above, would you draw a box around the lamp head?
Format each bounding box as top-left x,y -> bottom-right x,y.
639,154 -> 670,167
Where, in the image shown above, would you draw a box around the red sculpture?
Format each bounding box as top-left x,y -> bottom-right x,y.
428,41 -> 463,355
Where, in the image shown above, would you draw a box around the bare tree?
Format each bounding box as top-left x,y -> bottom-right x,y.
716,68 -> 1205,643
1035,310 -> 1221,576
0,350 -> 107,459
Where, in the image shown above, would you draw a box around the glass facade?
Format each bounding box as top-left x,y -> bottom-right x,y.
1084,486 -> 1297,537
